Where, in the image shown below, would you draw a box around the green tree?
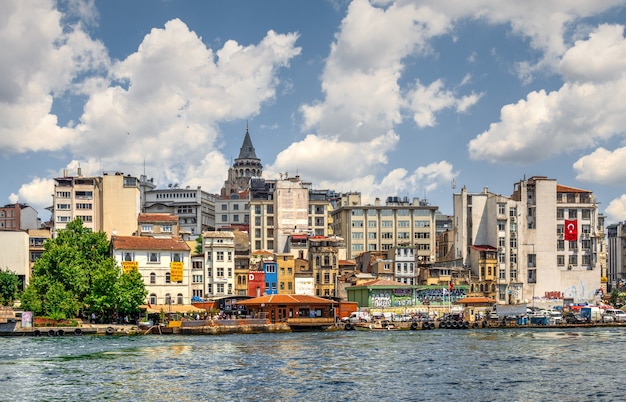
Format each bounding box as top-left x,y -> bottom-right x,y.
116,270 -> 148,316
195,235 -> 202,254
0,268 -> 19,306
21,219 -> 147,320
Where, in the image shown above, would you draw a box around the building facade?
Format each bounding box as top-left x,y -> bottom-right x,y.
111,235 -> 192,306
330,194 -> 438,260
453,176 -> 605,305
221,125 -> 263,197
606,222 -> 626,291
0,203 -> 39,231
203,231 -> 235,299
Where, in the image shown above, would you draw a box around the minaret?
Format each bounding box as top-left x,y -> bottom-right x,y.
221,124 -> 263,196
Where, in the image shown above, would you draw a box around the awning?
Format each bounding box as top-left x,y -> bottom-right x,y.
139,304 -> 206,314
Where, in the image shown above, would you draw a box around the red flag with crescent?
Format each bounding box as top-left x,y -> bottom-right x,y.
565,219 -> 578,241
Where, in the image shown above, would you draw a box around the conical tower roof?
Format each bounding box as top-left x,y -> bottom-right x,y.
237,125 -> 258,160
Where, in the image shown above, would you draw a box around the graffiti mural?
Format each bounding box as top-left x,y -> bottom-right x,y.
415,287 -> 467,305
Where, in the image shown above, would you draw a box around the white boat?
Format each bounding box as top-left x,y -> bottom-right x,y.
368,319 -> 398,330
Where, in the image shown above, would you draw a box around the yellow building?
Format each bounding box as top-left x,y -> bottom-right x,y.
275,253 -> 295,294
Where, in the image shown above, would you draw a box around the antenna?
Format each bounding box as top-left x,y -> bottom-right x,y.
452,178 -> 457,190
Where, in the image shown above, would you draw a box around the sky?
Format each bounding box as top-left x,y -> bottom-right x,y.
3,0 -> 626,224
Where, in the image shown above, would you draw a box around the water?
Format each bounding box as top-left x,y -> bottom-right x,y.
1,327 -> 625,401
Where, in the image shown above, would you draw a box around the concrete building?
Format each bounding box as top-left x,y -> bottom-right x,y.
203,231 -> 235,298
140,178 -> 217,239
215,191 -> 250,230
28,229 -> 51,276
606,222 -> 626,291
0,231 -> 30,290
308,236 -> 342,297
394,245 -> 417,285
52,170 -> 140,238
111,235 -> 192,306
453,176 -> 605,305
0,203 -> 39,231
249,175 -> 335,255
137,213 -> 179,237
275,253 -> 295,294
330,193 -> 438,260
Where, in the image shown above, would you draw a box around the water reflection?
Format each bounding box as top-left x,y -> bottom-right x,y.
1,328 -> 626,401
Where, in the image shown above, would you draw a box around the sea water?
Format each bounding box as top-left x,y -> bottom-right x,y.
0,327 -> 624,401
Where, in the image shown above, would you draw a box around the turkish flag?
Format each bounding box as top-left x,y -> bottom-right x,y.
565,219 -> 578,241
449,282 -> 454,291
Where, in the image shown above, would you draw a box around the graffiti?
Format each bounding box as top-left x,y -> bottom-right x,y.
393,288 -> 411,296
544,291 -> 563,299
371,292 -> 392,308
415,287 -> 467,305
563,280 -> 598,302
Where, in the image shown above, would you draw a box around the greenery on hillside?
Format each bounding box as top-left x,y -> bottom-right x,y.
0,268 -> 20,306
20,219 -> 147,320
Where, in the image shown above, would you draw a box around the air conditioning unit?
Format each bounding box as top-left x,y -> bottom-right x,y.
511,216 -> 516,223
430,256 -> 436,262
558,233 -> 564,239
510,232 -> 517,238
498,247 -> 505,253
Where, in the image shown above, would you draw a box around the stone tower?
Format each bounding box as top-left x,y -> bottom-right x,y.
221,124 -> 263,196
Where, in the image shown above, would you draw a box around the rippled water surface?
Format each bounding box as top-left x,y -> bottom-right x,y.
1,327 -> 625,401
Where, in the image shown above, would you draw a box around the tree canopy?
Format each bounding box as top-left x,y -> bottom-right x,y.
0,268 -> 20,306
21,219 -> 147,320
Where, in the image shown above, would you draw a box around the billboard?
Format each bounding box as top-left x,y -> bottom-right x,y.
170,262 -> 184,282
122,261 -> 139,273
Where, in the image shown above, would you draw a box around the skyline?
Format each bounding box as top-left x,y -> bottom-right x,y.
3,1 -> 626,223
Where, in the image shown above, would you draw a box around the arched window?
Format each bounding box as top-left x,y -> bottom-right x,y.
177,293 -> 183,304
165,293 -> 171,305
491,284 -> 496,292
149,293 -> 157,305
150,273 -> 156,284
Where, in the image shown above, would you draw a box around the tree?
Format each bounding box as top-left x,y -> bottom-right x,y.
195,235 -> 203,254
0,268 -> 19,306
21,219 -> 147,320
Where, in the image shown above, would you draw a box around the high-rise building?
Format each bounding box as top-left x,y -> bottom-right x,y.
454,176 -> 605,305
606,222 -> 626,291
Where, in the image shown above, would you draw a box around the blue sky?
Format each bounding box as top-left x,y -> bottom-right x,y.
3,0 -> 626,224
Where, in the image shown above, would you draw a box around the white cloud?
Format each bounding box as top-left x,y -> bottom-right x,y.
573,147 -> 626,185
468,24 -> 626,164
0,0 -> 107,154
9,177 -> 55,215
605,194 -> 626,223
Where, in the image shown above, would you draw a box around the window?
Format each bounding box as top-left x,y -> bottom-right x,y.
368,221 -> 377,227
217,267 -> 224,277
382,232 -> 393,239
162,224 -> 172,233
527,254 -> 536,268
381,220 -> 393,228
124,252 -> 134,261
148,252 -> 160,263
352,232 -> 364,239
352,244 -> 364,251
177,294 -> 183,304
216,251 -> 224,261
557,209 -> 564,219
56,191 -> 70,198
557,240 -> 564,251
57,216 -> 70,223
165,273 -> 171,284
165,294 -> 171,304
150,273 -> 156,284
368,232 -> 377,239
76,203 -> 92,210
568,255 -> 578,266
228,252 -> 232,261
528,269 -> 536,283
498,203 -> 506,216
581,209 -> 591,220
221,204 -> 228,211
499,268 -> 506,279
266,264 -> 276,273
351,209 -> 364,216
351,220 -> 364,227
398,232 -> 410,239
192,275 -> 203,283
57,203 -> 71,210
172,253 -> 181,262
498,221 -> 506,231
217,284 -> 225,293
228,267 -> 232,277
150,294 -> 157,305
142,224 -> 153,233
221,215 -> 228,222
557,255 -> 565,267
568,209 -> 577,219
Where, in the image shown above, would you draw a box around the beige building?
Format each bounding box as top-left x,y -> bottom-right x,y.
275,253 -> 295,294
52,169 -> 140,238
330,193 -> 438,260
249,175 -> 334,255
0,231 -> 30,290
454,176 -> 605,305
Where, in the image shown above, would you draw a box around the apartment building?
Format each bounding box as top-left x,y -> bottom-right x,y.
249,175 -> 335,255
0,231 -> 29,290
203,231 -> 235,298
140,177 -> 217,239
606,222 -> 626,291
330,194 -> 438,260
52,170 -> 140,238
453,176 -> 605,305
0,203 -> 39,231
111,235 -> 191,306
308,236 -> 341,297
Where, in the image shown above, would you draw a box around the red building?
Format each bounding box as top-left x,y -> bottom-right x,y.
247,271 -> 265,297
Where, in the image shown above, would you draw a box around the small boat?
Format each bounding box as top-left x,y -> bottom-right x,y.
368,319 -> 398,331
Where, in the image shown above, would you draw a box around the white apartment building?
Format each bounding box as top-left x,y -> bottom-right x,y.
111,235 -> 192,306
203,231 -> 235,298
454,176 -> 605,305
330,194 -> 438,260
606,222 -> 625,291
394,245 -> 417,285
214,193 -> 250,229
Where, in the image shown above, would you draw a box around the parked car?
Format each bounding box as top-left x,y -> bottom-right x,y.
604,309 -> 626,322
548,311 -> 563,325
601,313 -> 615,323
341,311 -> 371,323
564,312 -> 586,324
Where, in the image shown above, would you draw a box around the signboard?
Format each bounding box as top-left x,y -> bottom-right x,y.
122,261 -> 139,273
170,262 -> 184,282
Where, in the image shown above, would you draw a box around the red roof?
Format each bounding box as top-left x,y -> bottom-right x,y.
137,213 -> 178,223
237,294 -> 336,305
556,184 -> 591,193
111,235 -> 190,251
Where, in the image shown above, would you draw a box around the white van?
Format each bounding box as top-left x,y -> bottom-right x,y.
605,309 -> 626,322
342,311 -> 371,323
